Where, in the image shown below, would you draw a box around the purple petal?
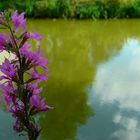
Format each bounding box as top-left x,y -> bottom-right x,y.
30,32 -> 42,41
12,11 -> 26,32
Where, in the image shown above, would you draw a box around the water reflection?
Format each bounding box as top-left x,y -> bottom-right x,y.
27,20 -> 140,140
38,32 -> 95,140
93,39 -> 140,111
112,113 -> 140,140
92,38 -> 140,140
0,110 -> 23,140
39,80 -> 92,140
1,19 -> 140,139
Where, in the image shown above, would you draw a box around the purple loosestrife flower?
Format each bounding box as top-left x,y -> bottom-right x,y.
20,45 -> 48,71
0,59 -> 17,81
20,43 -> 30,51
10,103 -> 25,132
0,81 -> 17,107
12,10 -> 26,32
24,32 -> 42,41
10,102 -> 24,118
0,11 -> 52,140
25,82 -> 43,95
30,32 -> 42,41
30,70 -> 48,82
30,95 -> 52,113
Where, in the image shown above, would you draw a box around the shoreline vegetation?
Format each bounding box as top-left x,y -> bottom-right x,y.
1,0 -> 140,19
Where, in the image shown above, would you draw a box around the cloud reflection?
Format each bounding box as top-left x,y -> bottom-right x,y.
112,113 -> 140,140
93,38 -> 140,140
93,38 -> 140,112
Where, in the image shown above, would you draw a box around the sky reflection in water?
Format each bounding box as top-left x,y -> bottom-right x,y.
81,38 -> 140,140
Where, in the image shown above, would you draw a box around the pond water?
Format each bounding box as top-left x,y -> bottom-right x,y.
1,19 -> 140,140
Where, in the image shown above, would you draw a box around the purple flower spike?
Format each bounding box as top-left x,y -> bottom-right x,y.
0,11 -> 52,140
12,11 -> 26,32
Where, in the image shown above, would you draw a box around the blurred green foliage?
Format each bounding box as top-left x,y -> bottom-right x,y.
1,0 -> 140,19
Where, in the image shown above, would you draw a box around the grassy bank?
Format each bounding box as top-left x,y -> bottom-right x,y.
1,0 -> 140,19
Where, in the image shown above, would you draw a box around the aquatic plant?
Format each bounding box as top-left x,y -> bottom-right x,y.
0,11 -> 53,140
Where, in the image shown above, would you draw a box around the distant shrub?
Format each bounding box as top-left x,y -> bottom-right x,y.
104,0 -> 121,18
75,1 -> 103,19
76,0 -> 140,19
33,0 -> 72,18
57,0 -> 71,18
1,0 -> 140,19
33,1 -> 48,18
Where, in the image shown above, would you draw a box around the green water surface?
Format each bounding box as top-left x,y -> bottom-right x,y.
1,19 -> 140,140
